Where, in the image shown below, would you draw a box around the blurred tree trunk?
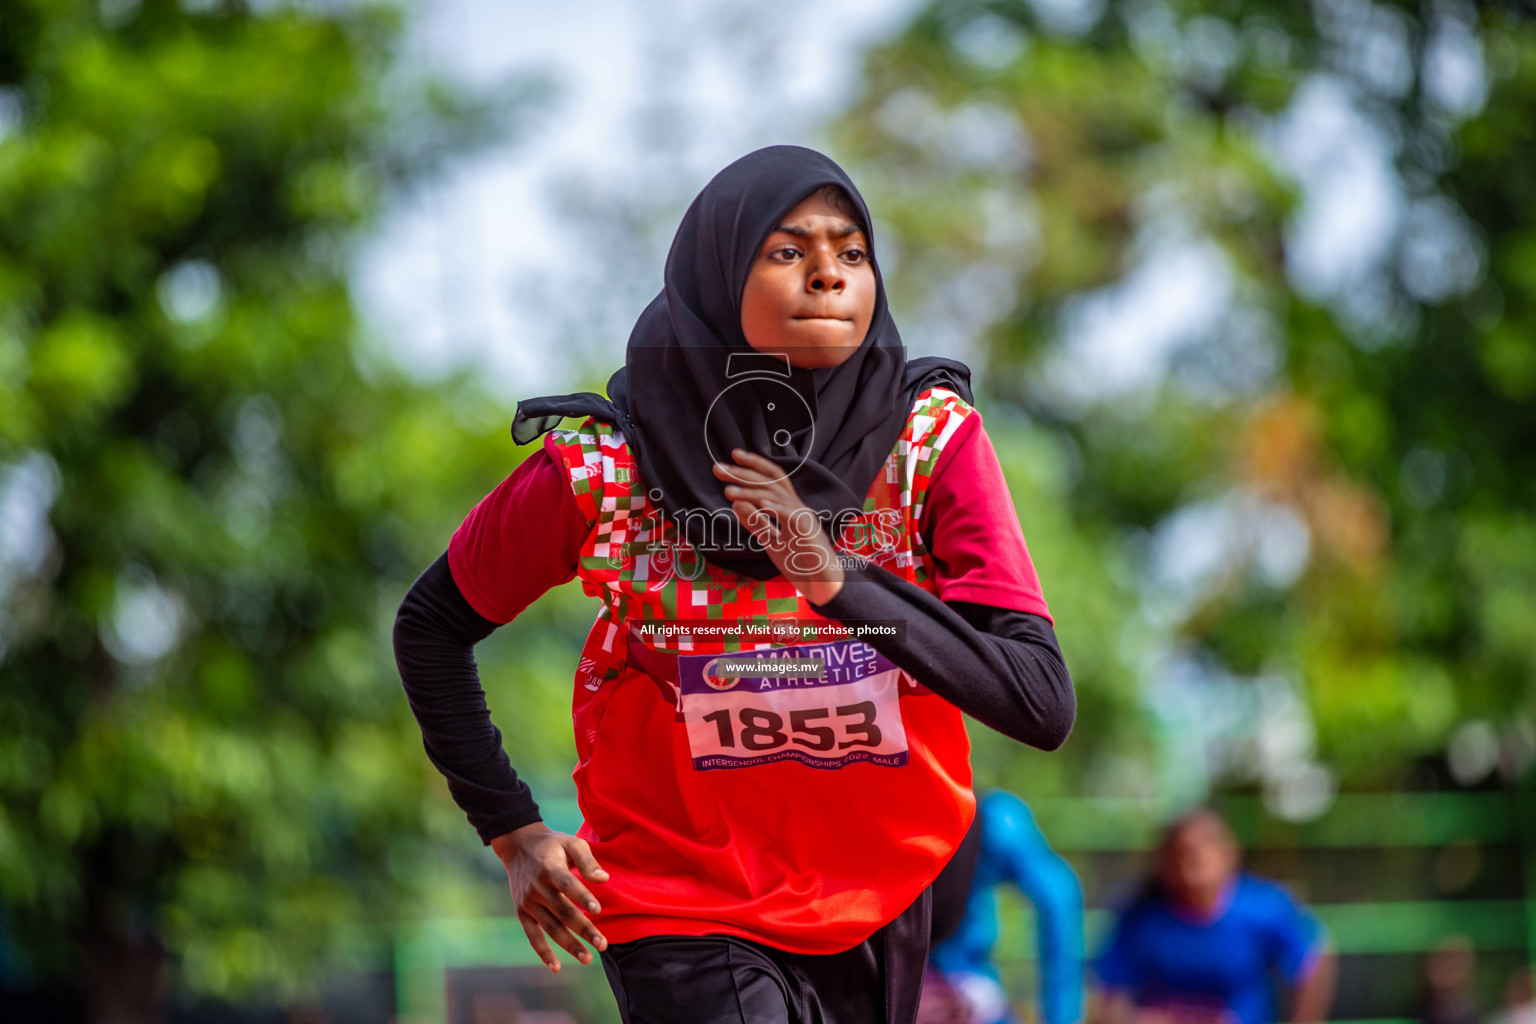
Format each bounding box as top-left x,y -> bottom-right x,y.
86,905 -> 167,1024
76,829 -> 172,1024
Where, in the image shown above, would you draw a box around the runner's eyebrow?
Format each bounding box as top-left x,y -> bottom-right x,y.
771,222 -> 864,239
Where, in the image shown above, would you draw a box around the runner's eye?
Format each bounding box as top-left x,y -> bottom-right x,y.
768,246 -> 801,262
841,248 -> 867,264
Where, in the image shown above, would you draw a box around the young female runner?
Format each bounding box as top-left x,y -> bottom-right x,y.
394,145 -> 1075,1024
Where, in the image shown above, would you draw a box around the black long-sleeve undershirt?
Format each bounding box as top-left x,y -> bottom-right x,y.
809,557 -> 1076,752
393,554 -> 541,844
393,551 -> 1075,845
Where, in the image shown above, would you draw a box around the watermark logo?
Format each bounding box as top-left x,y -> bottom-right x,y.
644,533 -> 707,590
700,657 -> 741,691
705,352 -> 812,485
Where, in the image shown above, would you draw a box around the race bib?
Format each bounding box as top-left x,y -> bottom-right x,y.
678,639 -> 910,771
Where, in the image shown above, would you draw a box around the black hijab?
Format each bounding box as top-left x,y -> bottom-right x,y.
512,144 -> 972,580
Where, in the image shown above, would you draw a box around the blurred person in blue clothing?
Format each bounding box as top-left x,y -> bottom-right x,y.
1088,808 -> 1336,1024
919,790 -> 1085,1024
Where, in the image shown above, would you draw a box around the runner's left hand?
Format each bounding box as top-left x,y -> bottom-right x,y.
713,448 -> 846,604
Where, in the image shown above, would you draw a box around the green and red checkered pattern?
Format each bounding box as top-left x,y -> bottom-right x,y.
545,387 -> 976,664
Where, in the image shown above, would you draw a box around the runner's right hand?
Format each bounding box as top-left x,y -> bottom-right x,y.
491,822 -> 610,972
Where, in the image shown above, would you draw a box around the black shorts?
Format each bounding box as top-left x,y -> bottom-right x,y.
598,886 -> 932,1024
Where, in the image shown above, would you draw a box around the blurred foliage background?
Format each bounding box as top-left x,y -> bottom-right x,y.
0,0 -> 1533,1021
0,0 -> 587,1018
839,0 -> 1536,806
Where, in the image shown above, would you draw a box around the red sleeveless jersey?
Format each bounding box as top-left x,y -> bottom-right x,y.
543,386 -> 978,954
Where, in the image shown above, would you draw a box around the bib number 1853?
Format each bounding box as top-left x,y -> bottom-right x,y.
700,701 -> 882,752
677,640 -> 909,771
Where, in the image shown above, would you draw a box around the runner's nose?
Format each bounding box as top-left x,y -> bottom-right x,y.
807,251 -> 846,294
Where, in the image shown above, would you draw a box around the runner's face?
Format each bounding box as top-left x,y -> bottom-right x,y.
740,189 -> 876,370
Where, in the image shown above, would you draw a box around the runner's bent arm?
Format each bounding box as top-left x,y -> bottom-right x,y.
812,575 -> 1074,749
394,554 -> 540,840
392,443 -> 584,843
811,412 -> 1075,750
394,445 -> 611,971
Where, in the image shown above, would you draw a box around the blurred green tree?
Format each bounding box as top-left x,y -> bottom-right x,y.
0,0 -> 560,1018
837,0 -> 1536,791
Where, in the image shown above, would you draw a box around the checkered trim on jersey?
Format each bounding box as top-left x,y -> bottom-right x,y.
544,387 -> 976,665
